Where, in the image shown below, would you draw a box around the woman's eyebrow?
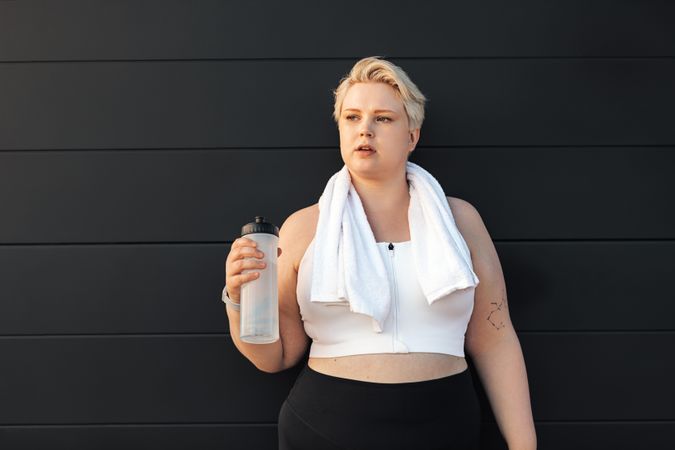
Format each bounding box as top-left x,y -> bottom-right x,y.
343,108 -> 397,113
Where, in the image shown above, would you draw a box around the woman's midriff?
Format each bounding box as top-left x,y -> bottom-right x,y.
307,353 -> 468,383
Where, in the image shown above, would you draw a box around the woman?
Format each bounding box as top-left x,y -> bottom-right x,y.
223,56 -> 536,450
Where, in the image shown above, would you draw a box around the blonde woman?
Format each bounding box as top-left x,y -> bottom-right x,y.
224,56 -> 536,450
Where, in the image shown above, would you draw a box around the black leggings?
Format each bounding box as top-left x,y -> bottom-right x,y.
278,364 -> 482,450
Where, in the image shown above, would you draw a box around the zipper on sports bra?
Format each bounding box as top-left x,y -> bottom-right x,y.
387,242 -> 399,351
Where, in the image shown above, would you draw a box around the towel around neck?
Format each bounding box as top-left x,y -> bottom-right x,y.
310,161 -> 480,332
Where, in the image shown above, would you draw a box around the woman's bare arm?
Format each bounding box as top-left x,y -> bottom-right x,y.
226,210 -> 310,373
450,197 -> 537,450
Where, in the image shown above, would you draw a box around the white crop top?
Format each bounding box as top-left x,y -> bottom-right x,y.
296,238 -> 476,358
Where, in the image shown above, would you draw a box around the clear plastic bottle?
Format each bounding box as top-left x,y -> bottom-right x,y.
239,216 -> 279,344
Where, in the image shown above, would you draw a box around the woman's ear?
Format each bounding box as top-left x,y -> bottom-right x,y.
409,128 -> 420,150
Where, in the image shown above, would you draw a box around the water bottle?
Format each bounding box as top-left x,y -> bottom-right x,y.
239,216 -> 279,344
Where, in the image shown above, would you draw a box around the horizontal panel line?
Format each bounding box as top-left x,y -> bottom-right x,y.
1,420 -> 674,428
1,238 -> 675,247
0,422 -> 277,428
0,144 -> 674,153
1,330 -> 674,339
497,238 -> 675,243
533,420 -> 675,424
0,333 -> 231,339
1,56 -> 675,65
519,330 -> 675,334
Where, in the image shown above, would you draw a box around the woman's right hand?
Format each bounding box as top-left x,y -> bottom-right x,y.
224,237 -> 267,304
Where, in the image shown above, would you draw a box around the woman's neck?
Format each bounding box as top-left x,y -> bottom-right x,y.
350,173 -> 410,218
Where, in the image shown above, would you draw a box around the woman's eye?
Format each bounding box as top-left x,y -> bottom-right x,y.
344,115 -> 391,122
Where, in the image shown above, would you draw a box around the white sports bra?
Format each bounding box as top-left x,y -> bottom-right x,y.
296,237 -> 476,358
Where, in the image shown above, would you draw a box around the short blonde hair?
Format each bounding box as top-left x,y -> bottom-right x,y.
332,56 -> 427,130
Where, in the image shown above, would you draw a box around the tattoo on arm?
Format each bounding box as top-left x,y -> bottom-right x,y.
486,298 -> 507,330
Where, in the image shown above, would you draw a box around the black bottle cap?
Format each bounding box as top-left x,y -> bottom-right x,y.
241,216 -> 279,237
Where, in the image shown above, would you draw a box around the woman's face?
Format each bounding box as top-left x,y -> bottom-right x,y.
338,82 -> 419,179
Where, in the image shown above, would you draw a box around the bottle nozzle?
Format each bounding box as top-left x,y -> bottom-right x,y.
242,216 -> 278,237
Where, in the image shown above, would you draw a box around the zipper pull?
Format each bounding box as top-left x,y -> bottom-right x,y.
388,242 -> 394,251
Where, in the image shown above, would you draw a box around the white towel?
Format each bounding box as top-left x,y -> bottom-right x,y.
310,161 -> 480,332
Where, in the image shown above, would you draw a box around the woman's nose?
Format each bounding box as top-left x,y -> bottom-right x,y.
360,126 -> 373,137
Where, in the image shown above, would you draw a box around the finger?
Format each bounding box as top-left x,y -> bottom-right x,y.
234,237 -> 257,249
234,272 -> 260,285
227,270 -> 249,288
235,258 -> 266,272
227,257 -> 264,279
237,246 -> 264,260
227,245 -> 258,265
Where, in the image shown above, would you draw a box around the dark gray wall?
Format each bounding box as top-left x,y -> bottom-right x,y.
1,1 -> 674,449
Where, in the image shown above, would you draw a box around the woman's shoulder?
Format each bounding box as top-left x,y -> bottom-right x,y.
445,196 -> 490,255
288,202 -> 320,237
446,196 -> 478,220
279,203 -> 319,272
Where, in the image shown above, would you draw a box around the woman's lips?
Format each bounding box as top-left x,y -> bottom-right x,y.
355,144 -> 376,153
355,149 -> 375,156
